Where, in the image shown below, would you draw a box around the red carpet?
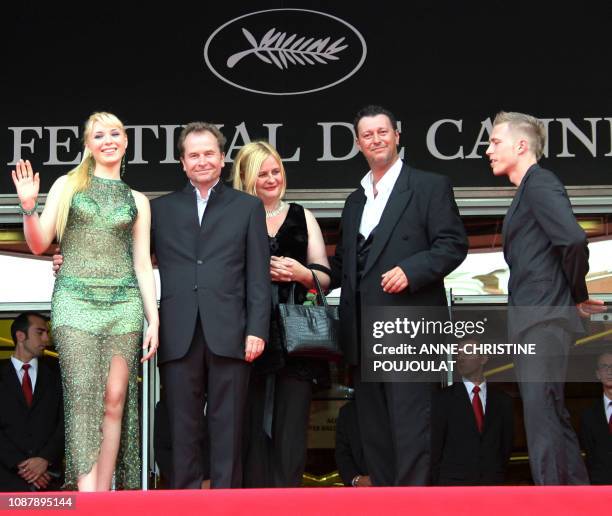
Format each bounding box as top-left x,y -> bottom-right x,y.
3,486 -> 612,515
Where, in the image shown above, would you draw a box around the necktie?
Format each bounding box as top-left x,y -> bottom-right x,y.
608,402 -> 612,435
22,364 -> 33,407
472,385 -> 484,433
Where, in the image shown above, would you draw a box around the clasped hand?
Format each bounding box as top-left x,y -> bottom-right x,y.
18,457 -> 49,488
270,255 -> 307,283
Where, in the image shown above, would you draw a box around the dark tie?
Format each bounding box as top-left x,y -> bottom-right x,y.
21,364 -> 33,407
608,402 -> 612,435
472,385 -> 484,433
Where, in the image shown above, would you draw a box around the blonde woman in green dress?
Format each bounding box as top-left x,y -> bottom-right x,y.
11,112 -> 159,491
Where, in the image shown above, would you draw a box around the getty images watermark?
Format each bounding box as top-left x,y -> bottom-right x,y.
361,306 -> 610,382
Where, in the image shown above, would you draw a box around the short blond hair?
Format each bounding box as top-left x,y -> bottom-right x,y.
493,111 -> 546,161
231,141 -> 286,199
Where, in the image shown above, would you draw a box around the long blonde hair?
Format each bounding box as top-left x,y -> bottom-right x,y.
55,112 -> 126,241
231,141 -> 286,199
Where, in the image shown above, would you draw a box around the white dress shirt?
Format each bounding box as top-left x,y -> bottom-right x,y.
192,179 -> 220,224
604,393 -> 612,423
11,356 -> 39,391
358,158 -> 403,239
463,379 -> 487,413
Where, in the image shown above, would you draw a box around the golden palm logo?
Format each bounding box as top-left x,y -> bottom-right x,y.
227,28 -> 348,70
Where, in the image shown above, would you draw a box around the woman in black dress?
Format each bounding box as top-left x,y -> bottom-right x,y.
232,141 -> 331,487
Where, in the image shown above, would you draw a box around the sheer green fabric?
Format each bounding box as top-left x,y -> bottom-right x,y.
52,175 -> 143,489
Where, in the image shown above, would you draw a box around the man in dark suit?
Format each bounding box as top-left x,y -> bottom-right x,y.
151,122 -> 270,489
431,341 -> 513,485
0,312 -> 63,491
330,105 -> 468,485
335,400 -> 370,487
486,110 -> 604,485
580,350 -> 612,484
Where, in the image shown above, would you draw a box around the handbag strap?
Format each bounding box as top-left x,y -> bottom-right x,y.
276,282 -> 297,305
273,282 -> 299,306
308,263 -> 332,276
288,282 -> 296,304
279,270 -> 326,306
310,270 -> 329,308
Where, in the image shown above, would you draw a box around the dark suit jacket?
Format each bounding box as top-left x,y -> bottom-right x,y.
330,163 -> 468,365
151,182 -> 271,363
580,398 -> 612,484
0,359 -> 64,491
431,382 -> 513,485
335,401 -> 368,486
503,164 -> 588,338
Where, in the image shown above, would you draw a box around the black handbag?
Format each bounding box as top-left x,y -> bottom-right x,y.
277,271 -> 342,360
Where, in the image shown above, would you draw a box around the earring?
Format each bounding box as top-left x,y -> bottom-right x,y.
87,160 -> 94,177
121,155 -> 126,178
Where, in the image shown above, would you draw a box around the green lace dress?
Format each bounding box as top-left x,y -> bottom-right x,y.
51,175 -> 143,489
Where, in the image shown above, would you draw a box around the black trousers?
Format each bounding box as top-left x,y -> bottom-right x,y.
243,371 -> 312,487
514,322 -> 589,485
354,368 -> 433,486
160,318 -> 250,488
352,287 -> 432,486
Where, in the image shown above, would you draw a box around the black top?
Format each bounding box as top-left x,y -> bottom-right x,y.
258,203 -> 330,386
270,203 -> 309,305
